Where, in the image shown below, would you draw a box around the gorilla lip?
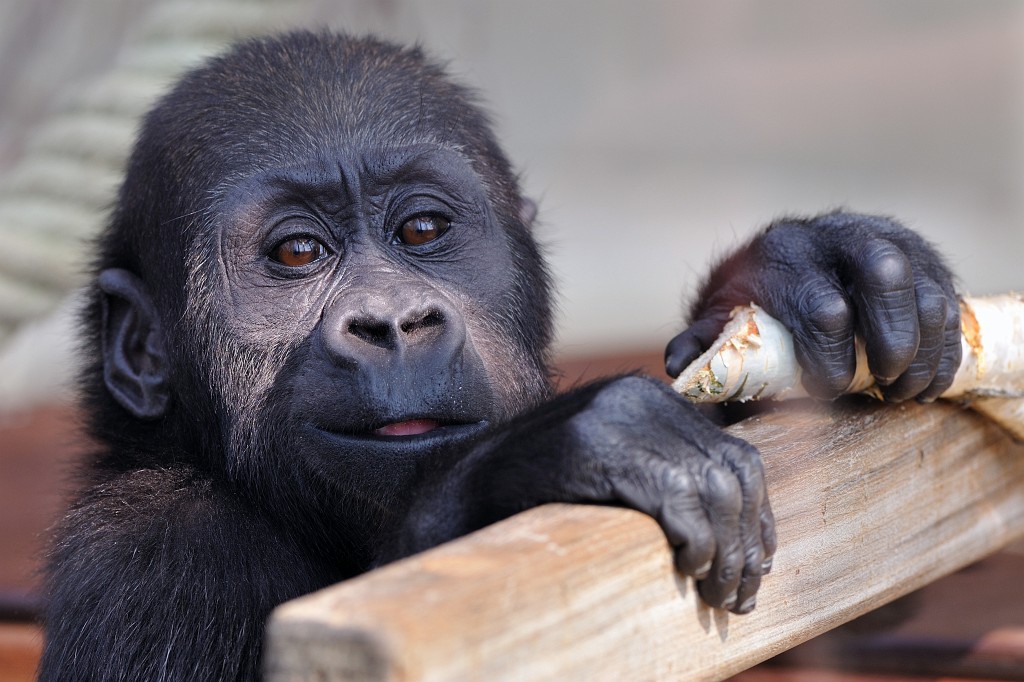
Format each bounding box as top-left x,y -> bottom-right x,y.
312,417 -> 489,444
366,418 -> 488,441
374,419 -> 440,437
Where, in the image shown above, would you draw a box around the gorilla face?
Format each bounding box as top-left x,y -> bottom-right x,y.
203,147 -> 515,480
90,33 -> 555,551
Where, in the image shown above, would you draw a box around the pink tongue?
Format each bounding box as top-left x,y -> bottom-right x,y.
374,419 -> 440,437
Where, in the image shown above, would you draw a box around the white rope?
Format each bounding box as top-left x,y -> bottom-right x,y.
0,0 -> 313,407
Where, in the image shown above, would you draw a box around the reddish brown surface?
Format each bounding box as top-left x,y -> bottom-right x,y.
0,624 -> 41,682
0,405 -> 89,616
553,346 -> 670,389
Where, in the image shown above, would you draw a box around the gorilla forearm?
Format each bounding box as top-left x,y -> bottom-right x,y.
380,375 -> 773,613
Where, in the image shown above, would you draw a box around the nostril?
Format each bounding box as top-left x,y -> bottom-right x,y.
339,307 -> 447,352
348,318 -> 393,346
400,309 -> 445,335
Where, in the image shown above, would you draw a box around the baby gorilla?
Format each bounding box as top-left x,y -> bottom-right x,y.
40,32 -> 959,681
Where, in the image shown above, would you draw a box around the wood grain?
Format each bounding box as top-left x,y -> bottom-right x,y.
265,400 -> 1024,682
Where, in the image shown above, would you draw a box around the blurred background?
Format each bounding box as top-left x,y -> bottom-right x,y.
0,1 -> 1022,680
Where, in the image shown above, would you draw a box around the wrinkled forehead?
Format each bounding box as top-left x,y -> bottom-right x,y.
211,142 -> 485,218
189,94 -> 448,180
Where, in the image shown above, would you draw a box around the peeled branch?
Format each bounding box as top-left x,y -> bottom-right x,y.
671,294 -> 1024,440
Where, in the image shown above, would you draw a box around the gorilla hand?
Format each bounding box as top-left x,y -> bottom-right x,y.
382,376 -> 776,614
665,211 -> 961,402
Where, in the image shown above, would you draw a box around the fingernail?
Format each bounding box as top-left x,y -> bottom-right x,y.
695,560 -> 712,578
722,593 -> 738,610
738,596 -> 756,613
761,557 -> 774,573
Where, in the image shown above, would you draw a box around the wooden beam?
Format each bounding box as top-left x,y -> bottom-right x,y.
264,400 -> 1024,682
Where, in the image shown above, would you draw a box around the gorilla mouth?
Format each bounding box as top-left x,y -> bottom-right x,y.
373,419 -> 441,437
312,416 -> 488,445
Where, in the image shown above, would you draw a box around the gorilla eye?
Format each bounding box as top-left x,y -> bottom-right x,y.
270,237 -> 327,267
398,215 -> 450,246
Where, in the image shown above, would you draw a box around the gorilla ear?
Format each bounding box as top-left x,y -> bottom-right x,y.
519,197 -> 539,228
98,269 -> 171,419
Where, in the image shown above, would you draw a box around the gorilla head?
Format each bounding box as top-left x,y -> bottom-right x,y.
85,32 -> 554,565
59,29 -> 959,682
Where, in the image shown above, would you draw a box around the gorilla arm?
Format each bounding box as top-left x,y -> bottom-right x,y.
378,375 -> 775,616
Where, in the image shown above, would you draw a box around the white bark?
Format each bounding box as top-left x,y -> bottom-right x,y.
671,294 -> 1024,440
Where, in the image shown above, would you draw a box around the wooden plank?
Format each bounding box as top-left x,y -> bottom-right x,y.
264,400 -> 1024,682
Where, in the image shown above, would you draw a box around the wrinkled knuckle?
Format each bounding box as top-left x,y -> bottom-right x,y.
723,437 -> 761,466
717,563 -> 739,585
740,462 -> 766,496
720,441 -> 764,487
590,375 -> 668,420
944,329 -> 962,361
664,467 -> 697,499
915,282 -> 948,329
859,240 -> 913,289
800,287 -> 850,336
704,465 -> 742,511
882,329 -> 919,357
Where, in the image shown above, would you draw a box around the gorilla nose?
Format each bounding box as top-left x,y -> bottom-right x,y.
324,291 -> 466,366
346,307 -> 446,350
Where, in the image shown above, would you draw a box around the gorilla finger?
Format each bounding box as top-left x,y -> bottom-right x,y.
880,280 -> 947,402
848,238 -> 919,384
716,441 -> 768,613
701,431 -> 773,576
912,278 -> 951,365
666,316 -> 730,377
881,331 -> 943,401
697,550 -> 746,612
918,300 -> 962,402
732,544 -> 767,614
760,499 -> 777,573
785,284 -> 856,398
673,531 -> 716,581
728,471 -> 768,614
609,470 -> 716,578
694,465 -> 745,610
660,478 -> 719,578
710,439 -> 769,557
